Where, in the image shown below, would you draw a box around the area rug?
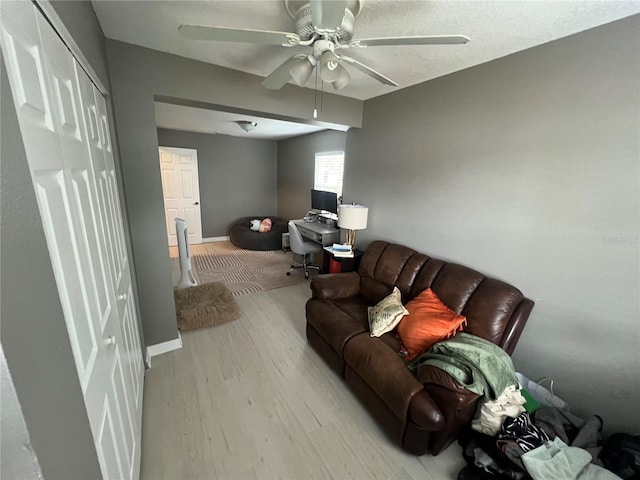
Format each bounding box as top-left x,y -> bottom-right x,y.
192,250 -> 307,296
174,282 -> 241,331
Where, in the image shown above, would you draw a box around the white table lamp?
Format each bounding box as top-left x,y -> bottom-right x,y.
338,204 -> 369,246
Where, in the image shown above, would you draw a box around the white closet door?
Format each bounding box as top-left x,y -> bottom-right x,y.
0,3 -> 143,479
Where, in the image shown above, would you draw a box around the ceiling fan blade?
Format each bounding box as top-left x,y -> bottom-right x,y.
349,35 -> 470,47
339,55 -> 398,87
310,0 -> 348,30
261,54 -> 308,90
178,24 -> 300,46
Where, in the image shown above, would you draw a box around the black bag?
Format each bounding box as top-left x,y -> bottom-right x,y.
600,433 -> 640,479
457,428 -> 530,480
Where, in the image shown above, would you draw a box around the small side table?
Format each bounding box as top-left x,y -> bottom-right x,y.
281,232 -> 290,253
321,249 -> 363,274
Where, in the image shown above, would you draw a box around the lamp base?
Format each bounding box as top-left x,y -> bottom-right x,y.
345,229 -> 357,246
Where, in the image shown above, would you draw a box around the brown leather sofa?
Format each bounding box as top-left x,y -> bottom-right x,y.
305,240 -> 534,455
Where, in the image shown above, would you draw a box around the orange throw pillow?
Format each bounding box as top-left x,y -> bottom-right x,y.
397,288 -> 467,361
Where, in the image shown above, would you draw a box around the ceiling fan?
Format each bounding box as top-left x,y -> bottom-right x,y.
178,0 -> 469,91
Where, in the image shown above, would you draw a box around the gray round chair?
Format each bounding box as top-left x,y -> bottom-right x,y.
228,216 -> 288,251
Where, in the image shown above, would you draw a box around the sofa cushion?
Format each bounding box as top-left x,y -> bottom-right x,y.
430,264 -> 485,314
368,287 -> 408,337
358,241 -> 417,305
343,333 -> 424,422
397,288 -> 467,361
461,278 -> 524,345
305,297 -> 369,356
379,331 -> 403,352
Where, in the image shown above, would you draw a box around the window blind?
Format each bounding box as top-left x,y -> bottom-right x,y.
314,151 -> 344,196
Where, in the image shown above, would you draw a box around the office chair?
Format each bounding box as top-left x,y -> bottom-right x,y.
287,221 -> 322,279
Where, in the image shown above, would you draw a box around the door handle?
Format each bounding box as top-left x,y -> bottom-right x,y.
194,202 -> 199,205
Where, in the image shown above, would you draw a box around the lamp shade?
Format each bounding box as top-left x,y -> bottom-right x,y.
332,66 -> 351,90
320,50 -> 341,82
290,55 -> 315,86
338,204 -> 368,230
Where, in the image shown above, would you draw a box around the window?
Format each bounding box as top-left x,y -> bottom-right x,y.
314,151 -> 344,197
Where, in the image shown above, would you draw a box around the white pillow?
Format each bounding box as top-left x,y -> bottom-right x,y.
249,219 -> 261,231
368,287 -> 409,337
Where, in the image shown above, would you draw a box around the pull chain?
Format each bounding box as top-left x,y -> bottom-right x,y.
320,77 -> 324,115
313,66 -> 318,119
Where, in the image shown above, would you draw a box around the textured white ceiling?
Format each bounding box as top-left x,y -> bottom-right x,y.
94,1 -> 639,139
154,102 -> 333,139
93,0 -> 639,101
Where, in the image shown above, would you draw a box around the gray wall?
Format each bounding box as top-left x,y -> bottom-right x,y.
106,39 -> 362,346
345,16 -> 640,433
1,53 -> 101,479
157,128 -> 277,237
47,0 -> 110,86
1,345 -> 43,479
277,130 -> 348,220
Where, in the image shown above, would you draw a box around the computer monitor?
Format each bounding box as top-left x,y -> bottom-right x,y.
311,189 -> 338,214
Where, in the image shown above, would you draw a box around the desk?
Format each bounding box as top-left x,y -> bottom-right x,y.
293,219 -> 340,247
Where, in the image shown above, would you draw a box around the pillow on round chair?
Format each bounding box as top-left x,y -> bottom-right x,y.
249,219 -> 261,231
258,218 -> 272,233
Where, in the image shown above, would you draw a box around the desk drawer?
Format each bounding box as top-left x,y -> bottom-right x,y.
323,230 -> 340,245
301,229 -> 321,242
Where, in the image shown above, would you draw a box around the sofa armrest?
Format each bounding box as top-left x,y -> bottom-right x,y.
416,365 -> 482,417
408,390 -> 445,431
310,272 -> 361,300
416,365 -> 479,399
417,365 -> 483,454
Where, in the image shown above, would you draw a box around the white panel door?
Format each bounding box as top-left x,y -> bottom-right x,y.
159,146 -> 202,246
0,3 -> 143,479
78,56 -> 144,479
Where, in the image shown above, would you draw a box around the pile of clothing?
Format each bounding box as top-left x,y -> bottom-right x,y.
459,406 -> 618,480
409,333 -> 621,479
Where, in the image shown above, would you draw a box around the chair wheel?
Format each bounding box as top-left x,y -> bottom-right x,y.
286,272 -> 291,276
305,272 -> 309,279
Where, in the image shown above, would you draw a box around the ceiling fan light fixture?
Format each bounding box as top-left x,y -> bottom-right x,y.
320,50 -> 341,82
332,65 -> 351,90
180,0 -> 469,95
236,120 -> 257,132
289,55 -> 315,86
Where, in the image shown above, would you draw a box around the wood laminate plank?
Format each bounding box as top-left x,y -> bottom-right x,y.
141,283 -> 465,479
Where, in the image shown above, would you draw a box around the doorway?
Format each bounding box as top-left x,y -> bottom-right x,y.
158,146 -> 202,246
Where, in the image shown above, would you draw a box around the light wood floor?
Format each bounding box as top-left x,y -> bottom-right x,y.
141,281 -> 465,479
169,241 -> 241,258
169,241 -> 242,287
168,240 -> 309,289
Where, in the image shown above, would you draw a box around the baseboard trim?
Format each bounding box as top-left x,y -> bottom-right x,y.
145,332 -> 183,367
202,236 -> 229,243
